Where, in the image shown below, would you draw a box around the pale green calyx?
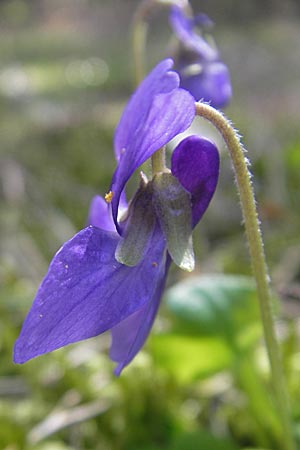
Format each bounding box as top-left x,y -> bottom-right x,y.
152,172 -> 195,272
116,171 -> 195,272
115,173 -> 155,267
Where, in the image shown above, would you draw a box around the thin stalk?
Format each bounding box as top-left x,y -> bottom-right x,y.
132,0 -> 191,85
195,102 -> 296,450
151,146 -> 166,174
132,8 -> 148,86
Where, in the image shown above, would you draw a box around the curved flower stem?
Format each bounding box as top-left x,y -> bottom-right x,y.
195,102 -> 296,450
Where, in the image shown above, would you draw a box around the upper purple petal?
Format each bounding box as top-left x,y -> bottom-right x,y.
169,6 -> 218,61
111,59 -> 195,233
114,59 -> 178,160
171,135 -> 219,227
14,225 -> 166,363
110,258 -> 171,376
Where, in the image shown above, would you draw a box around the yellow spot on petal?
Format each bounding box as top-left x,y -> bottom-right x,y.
105,191 -> 114,203
152,261 -> 158,268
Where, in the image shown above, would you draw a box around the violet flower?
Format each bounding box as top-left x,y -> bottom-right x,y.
14,59 -> 219,375
169,6 -> 232,108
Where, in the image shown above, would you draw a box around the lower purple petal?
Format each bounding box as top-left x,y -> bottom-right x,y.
110,258 -> 171,375
171,135 -> 219,227
14,226 -> 166,363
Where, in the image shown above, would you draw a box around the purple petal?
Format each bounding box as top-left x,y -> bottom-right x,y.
111,59 -> 195,232
171,135 -> 219,227
87,195 -> 115,231
14,225 -> 166,363
169,6 -> 218,60
87,192 -> 128,231
110,258 -> 171,375
169,6 -> 232,107
114,59 -> 178,160
179,61 -> 232,108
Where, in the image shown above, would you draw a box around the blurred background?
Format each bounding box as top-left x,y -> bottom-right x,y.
1,1 -> 300,449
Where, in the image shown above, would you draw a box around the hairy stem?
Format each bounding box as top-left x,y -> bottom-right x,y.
195,102 -> 296,450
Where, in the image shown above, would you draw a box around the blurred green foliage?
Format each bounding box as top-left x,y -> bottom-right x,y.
1,1 -> 300,450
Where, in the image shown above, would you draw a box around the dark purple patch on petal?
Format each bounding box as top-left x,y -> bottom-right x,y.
171,135 -> 219,227
14,225 -> 166,363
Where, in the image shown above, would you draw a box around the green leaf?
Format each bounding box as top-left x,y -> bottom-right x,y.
169,430 -> 239,450
32,442 -> 73,450
165,275 -> 262,348
150,333 -> 233,383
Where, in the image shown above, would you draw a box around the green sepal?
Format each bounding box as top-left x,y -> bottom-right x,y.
152,172 -> 195,272
115,174 -> 156,267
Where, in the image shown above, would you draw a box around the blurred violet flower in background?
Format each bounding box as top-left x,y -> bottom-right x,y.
14,59 -> 219,375
169,5 -> 232,108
